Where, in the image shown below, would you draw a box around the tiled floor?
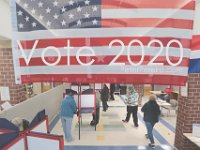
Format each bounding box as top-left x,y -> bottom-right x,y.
51,95 -> 176,150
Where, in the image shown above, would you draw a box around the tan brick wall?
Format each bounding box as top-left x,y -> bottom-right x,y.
175,74 -> 200,150
0,43 -> 26,105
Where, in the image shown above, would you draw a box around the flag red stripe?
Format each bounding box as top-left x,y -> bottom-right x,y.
19,56 -> 189,66
102,18 -> 193,29
102,0 -> 195,10
21,74 -> 187,85
18,37 -> 191,50
191,35 -> 200,50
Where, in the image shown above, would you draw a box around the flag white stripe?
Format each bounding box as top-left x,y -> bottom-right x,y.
14,28 -> 193,40
20,46 -> 190,58
19,65 -> 188,76
102,9 -> 194,20
190,50 -> 200,59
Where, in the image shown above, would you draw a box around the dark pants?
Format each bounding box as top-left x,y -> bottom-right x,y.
110,93 -> 115,100
125,105 -> 138,126
92,107 -> 100,124
102,101 -> 108,111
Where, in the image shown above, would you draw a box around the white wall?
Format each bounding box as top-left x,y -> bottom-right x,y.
194,0 -> 200,34
0,85 -> 65,123
0,0 -> 11,39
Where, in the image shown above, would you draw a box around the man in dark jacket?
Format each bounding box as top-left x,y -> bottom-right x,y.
141,95 -> 161,148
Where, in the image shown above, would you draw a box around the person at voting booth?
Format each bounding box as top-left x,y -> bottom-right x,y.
100,84 -> 109,112
122,86 -> 139,127
90,91 -> 101,126
60,90 -> 77,142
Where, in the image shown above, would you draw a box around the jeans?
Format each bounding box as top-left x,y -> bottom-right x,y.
145,122 -> 155,144
61,116 -> 73,142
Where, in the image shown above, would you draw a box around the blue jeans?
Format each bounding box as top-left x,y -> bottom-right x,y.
145,122 -> 155,144
61,116 -> 73,142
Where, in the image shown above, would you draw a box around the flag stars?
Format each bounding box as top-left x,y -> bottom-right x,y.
92,19 -> 98,25
77,20 -> 82,26
68,13 -> 74,19
31,8 -> 36,15
17,10 -> 23,16
38,2 -> 43,8
32,22 -> 37,27
24,3 -> 28,9
53,14 -> 59,19
61,20 -> 66,26
61,6 -> 66,13
69,0 -> 74,6
39,14 -> 44,20
92,6 -> 98,11
77,6 -> 82,12
84,12 -> 90,18
53,1 -> 59,7
25,16 -> 29,22
18,23 -> 24,28
84,0 -> 90,5
46,7 -> 51,13
47,21 -> 51,27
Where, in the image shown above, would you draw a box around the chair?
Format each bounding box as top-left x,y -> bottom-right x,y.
161,99 -> 178,116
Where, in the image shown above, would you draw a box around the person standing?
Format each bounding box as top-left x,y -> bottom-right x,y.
141,95 -> 161,148
122,86 -> 139,127
100,84 -> 109,112
60,90 -> 77,142
110,84 -> 115,100
90,91 -> 101,126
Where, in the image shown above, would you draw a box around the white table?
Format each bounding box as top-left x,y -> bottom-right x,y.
184,133 -> 200,148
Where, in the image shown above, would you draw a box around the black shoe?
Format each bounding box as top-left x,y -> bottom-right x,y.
122,120 -> 128,123
134,124 -> 139,127
149,143 -> 155,148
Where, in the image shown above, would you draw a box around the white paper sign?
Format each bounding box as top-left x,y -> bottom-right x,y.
0,86 -> 10,101
180,83 -> 188,97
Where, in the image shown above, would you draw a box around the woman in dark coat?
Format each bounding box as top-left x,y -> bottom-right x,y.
141,95 -> 161,148
100,84 -> 109,111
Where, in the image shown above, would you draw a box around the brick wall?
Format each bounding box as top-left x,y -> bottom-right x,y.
175,74 -> 200,150
0,44 -> 26,105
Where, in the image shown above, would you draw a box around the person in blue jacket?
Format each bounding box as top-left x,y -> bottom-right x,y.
60,90 -> 77,142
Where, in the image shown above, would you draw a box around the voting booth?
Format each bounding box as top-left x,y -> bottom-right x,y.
65,85 -> 97,140
0,110 -> 64,150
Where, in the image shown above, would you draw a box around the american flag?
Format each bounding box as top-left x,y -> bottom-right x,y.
10,0 -> 195,85
189,35 -> 200,73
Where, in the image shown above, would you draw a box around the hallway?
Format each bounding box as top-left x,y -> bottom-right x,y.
51,95 -> 176,150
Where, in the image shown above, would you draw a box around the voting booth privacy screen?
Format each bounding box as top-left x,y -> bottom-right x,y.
9,0 -> 195,86
0,110 -> 64,150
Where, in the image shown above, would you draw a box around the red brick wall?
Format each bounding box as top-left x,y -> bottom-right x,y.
175,74 -> 200,150
0,47 -> 26,105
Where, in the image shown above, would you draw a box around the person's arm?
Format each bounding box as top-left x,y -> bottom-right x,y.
72,98 -> 77,113
141,103 -> 147,112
